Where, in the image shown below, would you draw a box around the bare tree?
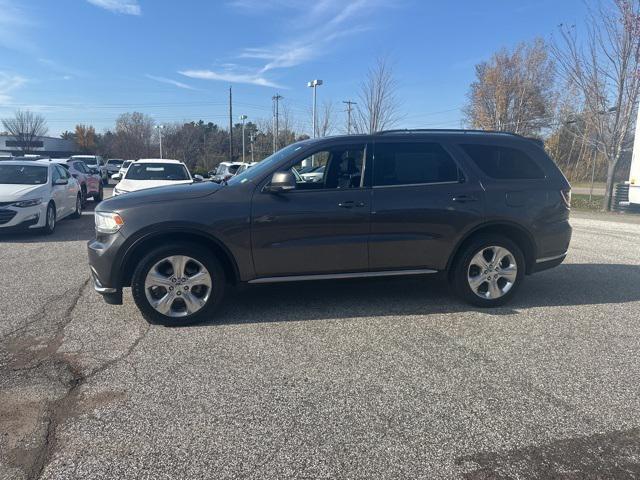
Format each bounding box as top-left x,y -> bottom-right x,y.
1,110 -> 48,153
552,0 -> 640,210
464,38 -> 556,136
316,100 -> 335,137
354,56 -> 400,133
113,112 -> 155,159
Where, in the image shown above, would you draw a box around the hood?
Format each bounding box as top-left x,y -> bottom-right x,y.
0,183 -> 47,202
100,180 -> 223,211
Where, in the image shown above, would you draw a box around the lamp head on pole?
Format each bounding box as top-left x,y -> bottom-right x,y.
307,79 -> 323,88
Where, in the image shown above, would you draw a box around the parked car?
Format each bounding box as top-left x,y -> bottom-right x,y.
234,162 -> 258,175
70,155 -> 108,185
88,130 -> 572,326
105,159 -> 125,176
209,162 -> 246,183
0,160 -> 82,234
112,159 -> 194,196
111,160 -> 134,181
299,164 -> 325,183
39,158 -> 103,206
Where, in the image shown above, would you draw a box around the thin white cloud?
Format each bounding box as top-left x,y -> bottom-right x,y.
86,0 -> 141,15
0,72 -> 27,103
146,74 -> 197,90
0,0 -> 37,53
179,69 -> 282,88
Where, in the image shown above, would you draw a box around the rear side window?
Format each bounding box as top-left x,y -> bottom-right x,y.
461,144 -> 545,180
373,142 -> 460,187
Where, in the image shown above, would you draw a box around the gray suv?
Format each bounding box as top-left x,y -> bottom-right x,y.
88,130 -> 572,326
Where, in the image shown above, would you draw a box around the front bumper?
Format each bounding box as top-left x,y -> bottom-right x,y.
88,232 -> 126,304
0,204 -> 46,231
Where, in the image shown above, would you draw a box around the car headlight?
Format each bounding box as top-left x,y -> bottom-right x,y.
12,198 -> 43,208
95,211 -> 124,234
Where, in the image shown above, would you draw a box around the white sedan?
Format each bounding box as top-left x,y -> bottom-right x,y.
113,159 -> 194,196
0,160 -> 82,234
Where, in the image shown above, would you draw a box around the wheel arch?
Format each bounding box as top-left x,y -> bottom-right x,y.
119,228 -> 240,288
447,221 -> 537,276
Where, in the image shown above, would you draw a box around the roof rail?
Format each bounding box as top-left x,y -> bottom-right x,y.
375,128 -> 525,137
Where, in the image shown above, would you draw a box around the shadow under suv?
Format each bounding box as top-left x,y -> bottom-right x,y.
88,130 -> 572,326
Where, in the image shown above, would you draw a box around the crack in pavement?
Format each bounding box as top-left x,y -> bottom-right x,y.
0,277 -> 151,480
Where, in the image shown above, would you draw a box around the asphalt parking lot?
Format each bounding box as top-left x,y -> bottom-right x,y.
2,193 -> 640,480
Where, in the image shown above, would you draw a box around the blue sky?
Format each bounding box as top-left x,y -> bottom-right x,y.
0,0 -> 589,136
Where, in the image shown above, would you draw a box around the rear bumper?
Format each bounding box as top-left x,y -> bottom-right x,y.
531,251 -> 567,273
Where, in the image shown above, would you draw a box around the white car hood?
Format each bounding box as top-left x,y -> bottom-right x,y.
117,179 -> 192,192
0,183 -> 47,202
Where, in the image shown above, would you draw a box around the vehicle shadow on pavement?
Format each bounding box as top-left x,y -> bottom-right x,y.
0,201 -> 100,244
197,263 -> 640,327
456,427 -> 640,480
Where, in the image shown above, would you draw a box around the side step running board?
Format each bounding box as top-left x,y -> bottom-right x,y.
248,269 -> 438,284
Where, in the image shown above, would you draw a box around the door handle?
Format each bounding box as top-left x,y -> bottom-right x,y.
452,194 -> 478,203
338,201 -> 366,208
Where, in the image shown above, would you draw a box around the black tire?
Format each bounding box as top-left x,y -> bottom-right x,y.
131,242 -> 226,326
80,185 -> 87,207
41,202 -> 56,235
93,184 -> 103,202
450,234 -> 525,307
71,193 -> 82,219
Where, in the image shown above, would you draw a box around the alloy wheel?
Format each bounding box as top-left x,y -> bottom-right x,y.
144,255 -> 212,317
467,245 -> 518,300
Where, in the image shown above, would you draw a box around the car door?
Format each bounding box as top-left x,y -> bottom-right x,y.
50,165 -> 68,217
369,138 -> 485,271
57,165 -> 76,215
251,142 -> 371,277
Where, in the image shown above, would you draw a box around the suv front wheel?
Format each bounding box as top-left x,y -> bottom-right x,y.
131,243 -> 226,326
451,235 -> 524,307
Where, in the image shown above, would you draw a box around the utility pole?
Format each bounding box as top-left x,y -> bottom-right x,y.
272,94 -> 283,153
343,100 -> 357,134
228,86 -> 233,162
239,114 -> 247,163
250,132 -> 255,163
155,125 -> 164,158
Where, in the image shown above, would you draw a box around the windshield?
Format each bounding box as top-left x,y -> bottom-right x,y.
125,163 -> 190,181
0,165 -> 48,185
108,159 -> 123,166
228,143 -> 307,185
78,157 -> 97,166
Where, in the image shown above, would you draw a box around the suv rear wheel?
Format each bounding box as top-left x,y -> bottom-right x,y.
131,243 -> 225,326
451,235 -> 524,307
93,184 -> 103,202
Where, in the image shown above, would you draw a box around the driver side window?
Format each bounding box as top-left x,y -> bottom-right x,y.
290,145 -> 366,190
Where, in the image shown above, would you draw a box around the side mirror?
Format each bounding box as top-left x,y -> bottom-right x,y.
267,171 -> 296,193
54,178 -> 68,186
111,173 -> 121,181
193,175 -> 204,182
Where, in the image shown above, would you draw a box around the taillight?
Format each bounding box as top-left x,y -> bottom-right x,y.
560,188 -> 571,207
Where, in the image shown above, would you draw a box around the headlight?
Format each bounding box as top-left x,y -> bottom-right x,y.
95,211 -> 124,234
12,198 -> 43,208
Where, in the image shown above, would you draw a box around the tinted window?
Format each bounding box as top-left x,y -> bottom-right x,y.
0,165 -> 48,185
373,142 -> 459,186
461,144 -> 545,180
74,162 -> 88,173
125,163 -> 190,181
291,145 -> 365,190
55,164 -> 69,179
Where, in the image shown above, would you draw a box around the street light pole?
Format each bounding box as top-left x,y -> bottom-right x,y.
239,115 -> 247,163
155,125 -> 164,159
307,79 -> 323,138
